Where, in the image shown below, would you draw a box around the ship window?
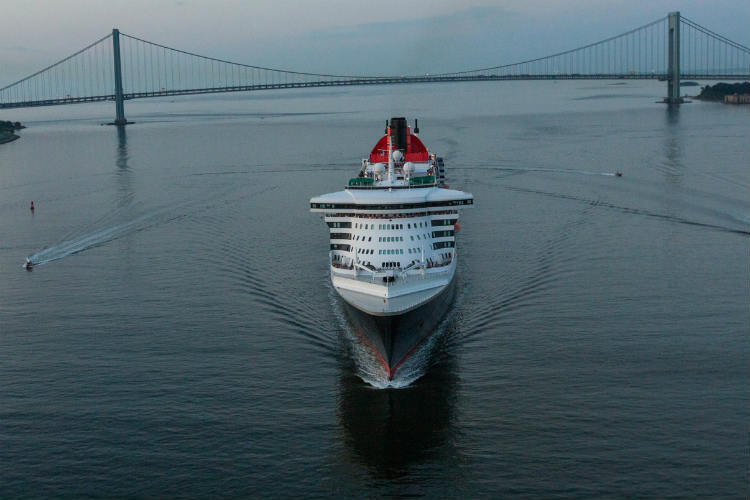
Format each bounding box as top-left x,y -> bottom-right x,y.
417,235 -> 421,240
432,230 -> 454,238
368,237 -> 372,241
432,241 -> 456,250
410,236 -> 414,241
330,243 -> 351,251
407,223 -> 411,228
432,219 -> 457,226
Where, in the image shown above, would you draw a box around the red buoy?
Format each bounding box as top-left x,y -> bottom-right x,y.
30,201 -> 34,211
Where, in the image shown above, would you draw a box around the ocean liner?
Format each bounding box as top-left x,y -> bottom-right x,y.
310,117 -> 473,378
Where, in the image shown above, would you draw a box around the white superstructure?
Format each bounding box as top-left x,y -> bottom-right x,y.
310,117 -> 473,317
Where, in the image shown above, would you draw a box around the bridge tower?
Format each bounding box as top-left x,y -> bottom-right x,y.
667,11 -> 682,103
112,28 -> 128,125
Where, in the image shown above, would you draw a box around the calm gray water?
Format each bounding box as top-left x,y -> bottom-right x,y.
1,81 -> 748,498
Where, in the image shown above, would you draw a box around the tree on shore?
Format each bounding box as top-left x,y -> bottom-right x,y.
697,82 -> 750,101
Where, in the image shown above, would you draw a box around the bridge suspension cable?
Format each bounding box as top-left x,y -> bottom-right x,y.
115,31 -> 387,99
679,16 -> 750,78
0,34 -> 114,106
434,17 -> 671,78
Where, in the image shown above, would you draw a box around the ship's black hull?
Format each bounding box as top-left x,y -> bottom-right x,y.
342,276 -> 456,378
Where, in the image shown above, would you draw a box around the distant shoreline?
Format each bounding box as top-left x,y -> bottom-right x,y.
0,131 -> 20,144
695,82 -> 750,101
0,120 -> 24,145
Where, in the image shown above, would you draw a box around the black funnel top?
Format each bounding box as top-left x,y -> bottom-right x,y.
390,117 -> 407,151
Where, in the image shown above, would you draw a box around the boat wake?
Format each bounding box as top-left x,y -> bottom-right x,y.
332,288 -> 457,389
24,205 -> 184,268
453,165 -> 621,177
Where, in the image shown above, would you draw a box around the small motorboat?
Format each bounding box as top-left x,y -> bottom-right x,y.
24,259 -> 33,270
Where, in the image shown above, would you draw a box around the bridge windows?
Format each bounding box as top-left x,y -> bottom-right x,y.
431,219 -> 457,226
312,200 -> 473,211
330,233 -> 351,240
432,241 -> 455,250
330,243 -> 351,251
432,230 -> 455,238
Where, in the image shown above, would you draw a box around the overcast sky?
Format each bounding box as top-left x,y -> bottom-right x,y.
1,0 -> 748,84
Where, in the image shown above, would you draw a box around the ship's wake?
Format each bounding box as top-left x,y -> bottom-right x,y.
331,289 -> 459,389
348,329 -> 445,389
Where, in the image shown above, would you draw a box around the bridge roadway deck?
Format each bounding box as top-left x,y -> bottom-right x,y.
2,73 -> 747,109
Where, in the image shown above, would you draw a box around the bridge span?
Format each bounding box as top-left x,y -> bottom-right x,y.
1,12 -> 748,124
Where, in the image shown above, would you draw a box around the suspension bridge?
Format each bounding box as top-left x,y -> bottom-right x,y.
1,11 -> 748,124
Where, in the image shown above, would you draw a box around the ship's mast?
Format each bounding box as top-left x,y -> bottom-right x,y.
386,124 -> 394,184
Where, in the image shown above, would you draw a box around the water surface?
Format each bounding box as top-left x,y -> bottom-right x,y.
1,80 -> 748,498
